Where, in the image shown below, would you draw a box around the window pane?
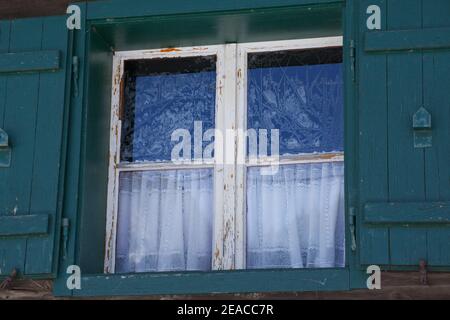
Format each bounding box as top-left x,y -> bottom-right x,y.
115,169 -> 214,273
246,163 -> 345,269
247,47 -> 343,156
121,56 -> 216,163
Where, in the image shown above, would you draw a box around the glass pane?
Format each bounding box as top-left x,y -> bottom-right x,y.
121,56 -> 216,163
247,47 -> 343,156
115,169 -> 214,273
246,163 -> 345,269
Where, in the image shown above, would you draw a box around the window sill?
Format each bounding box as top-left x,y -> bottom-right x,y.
54,268 -> 349,297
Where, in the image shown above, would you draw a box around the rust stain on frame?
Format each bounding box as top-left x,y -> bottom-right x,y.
160,48 -> 182,53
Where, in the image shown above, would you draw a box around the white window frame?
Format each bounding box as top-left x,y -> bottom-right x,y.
104,36 -> 344,274
235,36 -> 344,269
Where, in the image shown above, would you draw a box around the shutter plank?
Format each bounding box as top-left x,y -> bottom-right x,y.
26,16 -> 68,275
390,228 -> 427,265
0,214 -> 49,236
0,21 -> 11,204
386,0 -> 427,266
0,240 -> 26,276
358,0 -> 389,265
2,19 -> 42,216
422,0 -> 450,267
0,51 -> 60,74
0,19 -> 42,276
0,20 -> 11,125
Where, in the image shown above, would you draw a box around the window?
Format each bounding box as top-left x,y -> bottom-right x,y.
105,37 -> 344,274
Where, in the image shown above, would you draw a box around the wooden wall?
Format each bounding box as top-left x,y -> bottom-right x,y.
0,0 -> 95,20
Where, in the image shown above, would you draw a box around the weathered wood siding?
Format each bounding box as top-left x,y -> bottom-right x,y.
0,0 -> 96,20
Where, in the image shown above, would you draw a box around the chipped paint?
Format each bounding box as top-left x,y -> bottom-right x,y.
159,48 -> 182,53
105,39 -> 343,274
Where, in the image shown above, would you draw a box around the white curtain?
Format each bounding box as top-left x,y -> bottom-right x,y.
115,169 -> 214,273
246,162 -> 345,269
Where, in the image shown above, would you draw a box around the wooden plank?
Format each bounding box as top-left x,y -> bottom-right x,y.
52,2 -> 87,295
0,239 -> 26,276
422,53 -> 441,202
72,269 -> 349,296
0,20 -> 11,188
358,0 -> 389,266
2,18 -> 43,216
422,4 -> 450,202
0,50 -> 60,74
365,27 -> 450,52
390,228 -> 427,265
386,0 -> 426,267
221,44 -> 237,270
422,0 -> 450,29
86,0 -> 344,20
427,229 -> 450,266
386,0 -> 424,202
0,18 -> 43,277
25,16 -> 68,275
364,202 -> 450,224
360,228 -> 390,265
422,0 -> 450,267
0,214 -> 49,236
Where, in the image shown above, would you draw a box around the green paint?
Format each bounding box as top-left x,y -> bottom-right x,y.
0,214 -> 49,236
0,16 -> 69,278
0,50 -> 60,74
73,269 -> 349,297
365,27 -> 450,52
364,202 -> 450,224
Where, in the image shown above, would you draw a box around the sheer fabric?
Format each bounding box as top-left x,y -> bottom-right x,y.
246,162 -> 345,269
115,169 -> 214,273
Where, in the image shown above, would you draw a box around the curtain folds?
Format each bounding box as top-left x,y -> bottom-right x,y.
246,162 -> 345,269
115,162 -> 344,273
115,169 -> 214,273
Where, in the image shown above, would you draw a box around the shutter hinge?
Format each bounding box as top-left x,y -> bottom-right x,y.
72,56 -> 79,97
62,218 -> 70,260
350,40 -> 356,83
349,207 -> 357,252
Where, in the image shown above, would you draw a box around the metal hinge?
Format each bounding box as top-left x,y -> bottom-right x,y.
350,40 -> 356,83
72,56 -> 79,97
349,207 -> 357,252
62,218 -> 70,260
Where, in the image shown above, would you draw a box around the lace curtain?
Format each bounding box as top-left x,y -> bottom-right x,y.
115,162 -> 344,273
246,162 -> 345,269
115,169 -> 214,273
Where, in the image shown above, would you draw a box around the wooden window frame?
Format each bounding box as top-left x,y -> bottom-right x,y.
104,36 -> 344,275
235,36 -> 344,268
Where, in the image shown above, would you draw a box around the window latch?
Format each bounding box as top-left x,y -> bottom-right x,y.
350,40 -> 356,83
413,107 -> 432,148
0,128 -> 11,168
62,218 -> 70,260
349,207 -> 357,252
72,56 -> 79,97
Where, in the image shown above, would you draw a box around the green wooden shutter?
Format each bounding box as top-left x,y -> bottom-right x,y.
357,0 -> 450,268
0,16 -> 70,277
